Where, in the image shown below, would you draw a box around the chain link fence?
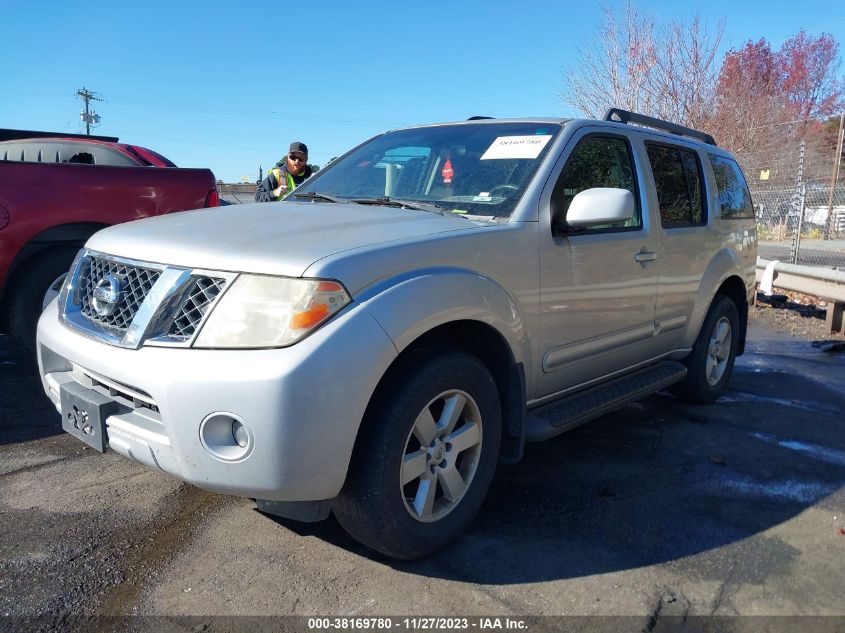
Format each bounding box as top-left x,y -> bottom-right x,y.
736,118 -> 845,269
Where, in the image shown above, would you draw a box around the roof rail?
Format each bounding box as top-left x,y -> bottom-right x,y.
467,115 -> 494,120
603,108 -> 716,146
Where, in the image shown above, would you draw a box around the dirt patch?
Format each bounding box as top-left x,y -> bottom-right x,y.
752,287 -> 845,344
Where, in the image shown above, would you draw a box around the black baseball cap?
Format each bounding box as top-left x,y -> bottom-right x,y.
289,142 -> 308,156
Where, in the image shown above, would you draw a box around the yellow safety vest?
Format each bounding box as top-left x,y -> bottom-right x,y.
269,168 -> 297,201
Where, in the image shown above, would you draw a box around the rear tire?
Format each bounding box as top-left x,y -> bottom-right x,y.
671,295 -> 739,404
8,247 -> 79,351
334,351 -> 501,559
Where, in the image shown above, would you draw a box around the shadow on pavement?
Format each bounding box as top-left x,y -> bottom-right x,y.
0,334 -> 61,444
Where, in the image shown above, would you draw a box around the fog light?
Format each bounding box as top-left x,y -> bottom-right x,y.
199,412 -> 253,462
232,419 -> 248,448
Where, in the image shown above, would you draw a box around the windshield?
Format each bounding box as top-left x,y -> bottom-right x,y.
290,122 -> 562,219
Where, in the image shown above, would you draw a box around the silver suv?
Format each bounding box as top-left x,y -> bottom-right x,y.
37,109 -> 757,559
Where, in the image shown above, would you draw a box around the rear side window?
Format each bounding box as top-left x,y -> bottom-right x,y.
645,143 -> 706,228
551,135 -> 641,231
709,155 -> 754,219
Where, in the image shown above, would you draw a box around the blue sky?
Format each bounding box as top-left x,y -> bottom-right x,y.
2,1 -> 843,182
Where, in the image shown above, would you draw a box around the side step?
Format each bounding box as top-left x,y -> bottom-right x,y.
525,361 -> 687,442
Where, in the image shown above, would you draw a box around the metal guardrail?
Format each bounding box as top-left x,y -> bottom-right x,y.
756,257 -> 845,334
756,257 -> 845,301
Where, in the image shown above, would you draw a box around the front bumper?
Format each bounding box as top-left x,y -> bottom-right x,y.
37,300 -> 397,501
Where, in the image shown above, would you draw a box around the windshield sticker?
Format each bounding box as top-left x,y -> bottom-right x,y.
473,192 -> 493,201
481,135 -> 552,160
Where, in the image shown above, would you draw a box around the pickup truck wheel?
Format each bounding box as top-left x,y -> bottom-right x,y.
671,295 -> 739,404
8,247 -> 79,351
334,351 -> 501,559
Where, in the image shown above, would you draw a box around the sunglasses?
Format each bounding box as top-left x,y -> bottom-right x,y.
289,154 -> 307,162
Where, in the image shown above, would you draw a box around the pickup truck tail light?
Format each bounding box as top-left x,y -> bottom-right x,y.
205,189 -> 220,208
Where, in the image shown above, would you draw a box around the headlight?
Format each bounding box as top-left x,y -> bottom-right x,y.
194,275 -> 351,349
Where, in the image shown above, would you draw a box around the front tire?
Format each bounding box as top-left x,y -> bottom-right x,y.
334,351 -> 501,559
671,295 -> 740,404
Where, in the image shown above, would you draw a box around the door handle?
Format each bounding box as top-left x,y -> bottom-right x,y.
634,251 -> 657,263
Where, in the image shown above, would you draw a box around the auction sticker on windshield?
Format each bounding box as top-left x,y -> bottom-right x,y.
480,135 -> 552,160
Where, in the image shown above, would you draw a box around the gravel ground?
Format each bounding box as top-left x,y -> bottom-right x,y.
752,288 -> 845,344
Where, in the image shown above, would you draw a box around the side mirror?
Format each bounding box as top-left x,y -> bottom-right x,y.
562,188 -> 635,229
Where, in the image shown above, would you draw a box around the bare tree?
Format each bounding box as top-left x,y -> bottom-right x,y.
655,13 -> 725,128
561,2 -> 724,127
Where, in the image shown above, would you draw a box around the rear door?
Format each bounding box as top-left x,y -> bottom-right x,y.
638,140 -> 712,354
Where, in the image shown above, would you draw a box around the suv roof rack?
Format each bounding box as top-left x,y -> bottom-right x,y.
603,108 -> 716,146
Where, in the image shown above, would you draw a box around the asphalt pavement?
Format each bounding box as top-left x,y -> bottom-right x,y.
1,319 -> 844,632
759,240 -> 845,268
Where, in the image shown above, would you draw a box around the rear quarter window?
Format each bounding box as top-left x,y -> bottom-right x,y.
709,155 -> 755,219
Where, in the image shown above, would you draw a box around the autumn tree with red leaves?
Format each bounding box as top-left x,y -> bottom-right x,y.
706,31 -> 844,157
780,32 -> 843,119
563,8 -> 843,153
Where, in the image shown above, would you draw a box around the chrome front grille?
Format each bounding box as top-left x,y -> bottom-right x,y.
61,250 -> 235,349
78,257 -> 161,332
168,276 -> 226,340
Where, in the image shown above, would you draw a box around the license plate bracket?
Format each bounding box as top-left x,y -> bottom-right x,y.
60,382 -> 120,453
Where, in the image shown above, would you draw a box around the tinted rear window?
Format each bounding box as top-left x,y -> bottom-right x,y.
646,143 -> 706,228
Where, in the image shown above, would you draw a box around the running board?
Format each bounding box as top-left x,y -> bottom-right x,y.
525,361 -> 687,442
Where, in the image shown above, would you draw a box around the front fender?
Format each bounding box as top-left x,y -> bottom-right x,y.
357,266 -> 530,372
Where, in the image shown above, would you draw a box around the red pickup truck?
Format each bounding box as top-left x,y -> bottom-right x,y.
0,138 -> 219,347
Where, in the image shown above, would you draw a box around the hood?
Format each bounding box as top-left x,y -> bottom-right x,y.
86,201 -> 482,277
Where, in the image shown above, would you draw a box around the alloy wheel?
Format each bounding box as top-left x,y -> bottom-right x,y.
400,389 -> 483,523
706,316 -> 732,386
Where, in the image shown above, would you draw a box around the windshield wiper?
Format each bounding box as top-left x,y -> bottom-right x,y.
292,191 -> 347,203
350,197 -> 444,214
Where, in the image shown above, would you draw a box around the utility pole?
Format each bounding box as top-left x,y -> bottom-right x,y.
76,87 -> 103,136
824,112 -> 845,240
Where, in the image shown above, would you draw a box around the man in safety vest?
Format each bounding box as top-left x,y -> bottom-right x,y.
255,141 -> 313,202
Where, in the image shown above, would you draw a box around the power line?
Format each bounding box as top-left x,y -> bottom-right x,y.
105,92 -> 407,129
747,113 -> 839,131
105,127 -> 336,158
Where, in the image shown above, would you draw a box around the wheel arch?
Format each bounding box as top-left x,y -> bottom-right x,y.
714,275 -> 749,356
1,222 -> 106,325
683,247 -> 752,356
2,223 -> 106,296
362,319 -> 527,465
